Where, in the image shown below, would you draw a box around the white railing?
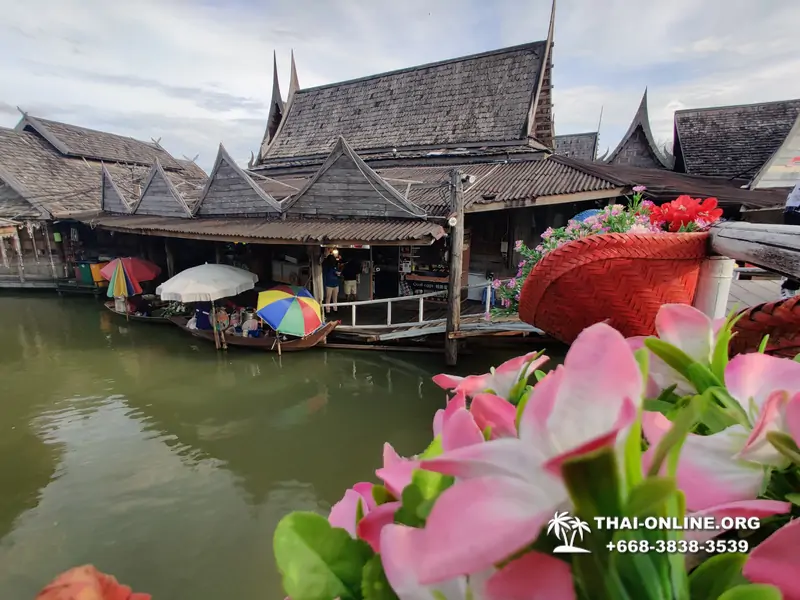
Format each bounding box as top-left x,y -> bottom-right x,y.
322,279 -> 509,330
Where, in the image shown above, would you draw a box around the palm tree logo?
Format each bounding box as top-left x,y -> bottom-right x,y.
547,511 -> 592,553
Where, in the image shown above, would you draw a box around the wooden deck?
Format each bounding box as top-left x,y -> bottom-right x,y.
728,279 -> 781,312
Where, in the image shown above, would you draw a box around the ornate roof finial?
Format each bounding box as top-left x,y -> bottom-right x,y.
288,49 -> 300,104
257,51 -> 286,162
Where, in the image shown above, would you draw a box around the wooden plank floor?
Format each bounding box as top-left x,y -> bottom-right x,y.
728,279 -> 781,312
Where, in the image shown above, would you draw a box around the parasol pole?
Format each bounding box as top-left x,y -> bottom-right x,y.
210,300 -> 221,350
219,307 -> 228,350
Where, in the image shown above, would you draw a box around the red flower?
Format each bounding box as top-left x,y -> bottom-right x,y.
36,566 -> 150,600
649,196 -> 722,231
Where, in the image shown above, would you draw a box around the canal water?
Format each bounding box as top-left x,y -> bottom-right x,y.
0,294 -> 534,599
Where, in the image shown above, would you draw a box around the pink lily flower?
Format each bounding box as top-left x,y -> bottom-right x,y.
328,481 -> 402,554
381,524 -> 575,600
412,323 -> 642,581
641,304 -> 724,396
36,565 -> 150,600
725,353 -> 800,466
743,517 -> 800,600
681,499 -> 791,545
376,443 -> 419,498
470,393 -> 518,439
432,352 -> 549,401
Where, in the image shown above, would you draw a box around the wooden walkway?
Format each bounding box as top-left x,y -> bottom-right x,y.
728,279 -> 781,312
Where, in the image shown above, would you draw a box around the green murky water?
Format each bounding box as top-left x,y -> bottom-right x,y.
0,294 -> 527,599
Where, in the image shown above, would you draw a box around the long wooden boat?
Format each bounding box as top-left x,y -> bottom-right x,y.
103,301 -> 171,324
168,316 -> 337,352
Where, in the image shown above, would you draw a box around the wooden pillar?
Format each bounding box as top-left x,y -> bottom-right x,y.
215,243 -> 222,264
12,229 -> 25,283
164,238 -> 175,278
43,223 -> 58,280
445,170 -> 465,366
309,245 -> 324,303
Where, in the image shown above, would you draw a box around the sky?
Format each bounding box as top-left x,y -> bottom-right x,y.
0,0 -> 799,172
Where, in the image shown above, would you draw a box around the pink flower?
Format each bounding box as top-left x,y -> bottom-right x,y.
491,279 -> 502,289
414,323 -> 642,581
379,525 -> 576,600
376,443 -> 420,498
514,240 -> 523,251
633,185 -> 646,193
469,393 -> 518,439
743,517 -> 800,599
328,482 -> 377,536
641,199 -> 655,210
518,261 -> 525,268
36,565 -> 151,600
433,352 -> 548,401
506,278 -> 517,289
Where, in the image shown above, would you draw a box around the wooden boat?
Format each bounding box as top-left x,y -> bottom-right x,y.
103,301 -> 171,324
168,316 -> 337,352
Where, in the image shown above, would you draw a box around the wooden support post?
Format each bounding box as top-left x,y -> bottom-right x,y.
692,257 -> 736,319
165,238 -> 176,278
210,301 -> 221,350
309,245 -> 324,304
43,223 -> 57,280
12,229 -> 25,283
445,170 -> 465,366
215,243 -> 222,264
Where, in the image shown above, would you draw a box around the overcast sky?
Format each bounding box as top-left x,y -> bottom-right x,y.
1,0 -> 799,172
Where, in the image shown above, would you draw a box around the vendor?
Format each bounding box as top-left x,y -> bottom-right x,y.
194,302 -> 213,330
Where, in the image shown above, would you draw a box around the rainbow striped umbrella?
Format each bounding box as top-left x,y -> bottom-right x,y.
106,259 -> 142,298
256,285 -> 321,337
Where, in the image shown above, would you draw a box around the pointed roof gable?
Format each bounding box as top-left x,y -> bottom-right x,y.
101,166 -> 132,214
133,161 -> 193,218
751,112 -> 800,189
195,145 -> 281,217
257,52 -> 285,160
288,50 -> 300,104
674,98 -> 800,179
16,114 -> 183,169
261,41 -> 548,162
526,0 -> 556,147
605,90 -> 672,169
282,137 -> 427,219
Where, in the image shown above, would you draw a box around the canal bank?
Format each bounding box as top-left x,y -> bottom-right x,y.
0,294 -> 538,599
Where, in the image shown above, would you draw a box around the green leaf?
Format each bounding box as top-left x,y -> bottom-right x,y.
758,334 -> 770,354
626,477 -> 677,517
371,485 -> 395,507
689,553 -> 748,600
394,486 -> 423,527
515,387 -> 533,431
482,425 -> 492,441
418,435 -> 443,460
645,338 -> 695,380
717,584 -> 782,600
644,398 -> 676,415
708,388 -> 751,428
647,397 -> 705,477
710,310 -> 743,381
686,362 -> 722,393
362,555 -> 399,600
274,512 -> 374,600
534,369 -> 547,382
794,353 -> 800,363
785,492 -> 800,506
767,431 -> 800,465
634,347 -> 649,384
411,469 -> 454,502
356,498 -> 365,525
622,409 -> 644,493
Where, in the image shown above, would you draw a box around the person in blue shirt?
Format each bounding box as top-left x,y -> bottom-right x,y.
781,182 -> 800,299
322,254 -> 341,313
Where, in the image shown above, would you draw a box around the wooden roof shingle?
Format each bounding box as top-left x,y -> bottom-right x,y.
261,42 -> 547,162
554,132 -> 598,161
674,98 -> 800,179
16,115 -> 183,169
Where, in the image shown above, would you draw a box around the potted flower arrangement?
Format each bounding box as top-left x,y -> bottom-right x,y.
35,304 -> 800,599
260,303 -> 800,600
492,188 -> 724,344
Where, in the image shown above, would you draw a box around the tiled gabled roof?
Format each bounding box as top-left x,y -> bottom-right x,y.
554,132 -> 598,161
261,42 -> 548,161
674,98 -> 800,179
16,114 -> 184,169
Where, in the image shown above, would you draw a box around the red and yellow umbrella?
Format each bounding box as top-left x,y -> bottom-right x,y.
256,285 -> 322,337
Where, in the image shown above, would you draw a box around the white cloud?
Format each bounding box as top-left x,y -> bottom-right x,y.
0,0 -> 798,169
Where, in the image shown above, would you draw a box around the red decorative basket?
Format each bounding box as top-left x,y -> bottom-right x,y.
518,233 -> 709,343
730,296 -> 800,358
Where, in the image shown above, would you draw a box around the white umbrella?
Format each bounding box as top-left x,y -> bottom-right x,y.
156,264 -> 259,302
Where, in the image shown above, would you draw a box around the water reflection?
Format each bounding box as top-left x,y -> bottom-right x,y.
0,295 -> 462,599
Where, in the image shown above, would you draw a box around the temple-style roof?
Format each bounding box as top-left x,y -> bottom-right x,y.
282,137 -> 427,219
674,98 -> 800,179
751,112 -> 800,190
196,145 -> 281,217
132,161 -> 194,218
259,41 -> 550,163
554,133 -> 598,161
16,114 -> 183,169
605,90 -> 672,170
